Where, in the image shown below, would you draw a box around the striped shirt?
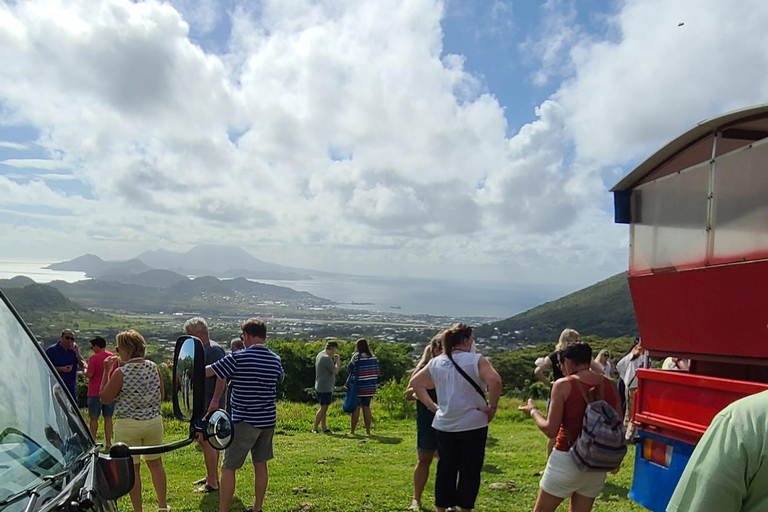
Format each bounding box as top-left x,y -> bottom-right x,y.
347,353 -> 379,397
211,344 -> 285,428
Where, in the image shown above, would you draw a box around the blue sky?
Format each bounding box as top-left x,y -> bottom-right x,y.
1,0 -> 767,293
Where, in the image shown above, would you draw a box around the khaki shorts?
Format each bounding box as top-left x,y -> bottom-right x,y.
222,422 -> 274,469
540,449 -> 607,499
114,416 -> 164,463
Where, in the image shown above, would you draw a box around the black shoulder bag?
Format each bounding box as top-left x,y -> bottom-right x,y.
448,355 -> 488,405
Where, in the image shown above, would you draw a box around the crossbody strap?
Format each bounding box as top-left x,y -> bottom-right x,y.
448,355 -> 488,405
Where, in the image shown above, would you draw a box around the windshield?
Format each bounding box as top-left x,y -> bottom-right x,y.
0,296 -> 91,509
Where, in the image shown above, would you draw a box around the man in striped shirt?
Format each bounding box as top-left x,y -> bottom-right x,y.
206,318 -> 285,512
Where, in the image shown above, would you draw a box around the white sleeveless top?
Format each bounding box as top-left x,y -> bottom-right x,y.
427,352 -> 489,432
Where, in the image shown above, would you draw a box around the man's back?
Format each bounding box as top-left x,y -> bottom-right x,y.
315,350 -> 335,393
667,389 -> 768,512
212,345 -> 284,428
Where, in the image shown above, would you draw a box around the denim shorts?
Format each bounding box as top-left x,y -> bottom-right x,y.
317,392 -> 333,405
358,396 -> 372,407
87,396 -> 115,419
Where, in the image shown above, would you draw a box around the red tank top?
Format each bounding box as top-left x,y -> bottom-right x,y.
554,375 -> 618,452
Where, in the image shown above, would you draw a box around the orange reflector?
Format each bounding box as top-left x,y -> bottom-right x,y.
642,438 -> 672,468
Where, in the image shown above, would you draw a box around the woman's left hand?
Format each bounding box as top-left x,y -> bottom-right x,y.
477,405 -> 497,422
517,398 -> 535,415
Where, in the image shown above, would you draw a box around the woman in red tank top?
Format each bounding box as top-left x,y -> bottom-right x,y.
519,343 -> 622,512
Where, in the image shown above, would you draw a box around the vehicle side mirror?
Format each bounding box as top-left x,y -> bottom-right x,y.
99,445 -> 135,500
204,409 -> 234,450
172,335 -> 206,422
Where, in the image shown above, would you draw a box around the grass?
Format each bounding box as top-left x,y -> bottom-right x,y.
90,398 -> 646,512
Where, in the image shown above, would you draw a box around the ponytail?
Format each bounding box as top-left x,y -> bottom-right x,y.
442,323 -> 473,361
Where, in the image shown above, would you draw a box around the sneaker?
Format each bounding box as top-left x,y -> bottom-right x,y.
323,429 -> 332,434
311,429 -> 319,434
407,499 -> 420,511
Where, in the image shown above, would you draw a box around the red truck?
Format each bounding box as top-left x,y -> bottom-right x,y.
611,104 -> 768,511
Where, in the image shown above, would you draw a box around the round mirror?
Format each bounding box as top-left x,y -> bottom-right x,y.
174,337 -> 196,422
205,410 -> 233,450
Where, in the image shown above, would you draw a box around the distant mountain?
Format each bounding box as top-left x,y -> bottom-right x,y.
46,254 -> 107,273
50,244 -> 312,281
0,276 -> 35,289
2,283 -> 90,327
89,259 -> 152,279
477,272 -> 637,343
91,269 -> 189,288
48,274 -> 331,314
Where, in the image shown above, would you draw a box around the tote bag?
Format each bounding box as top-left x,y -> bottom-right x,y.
342,364 -> 360,414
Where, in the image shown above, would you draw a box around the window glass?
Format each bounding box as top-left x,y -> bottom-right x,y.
0,297 -> 91,508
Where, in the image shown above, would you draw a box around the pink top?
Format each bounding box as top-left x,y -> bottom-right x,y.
87,350 -> 115,397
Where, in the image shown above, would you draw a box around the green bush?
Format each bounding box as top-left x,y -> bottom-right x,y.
375,377 -> 415,420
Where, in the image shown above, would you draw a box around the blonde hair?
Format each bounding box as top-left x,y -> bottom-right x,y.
116,330 -> 146,359
415,334 -> 443,370
595,349 -> 610,363
555,328 -> 580,351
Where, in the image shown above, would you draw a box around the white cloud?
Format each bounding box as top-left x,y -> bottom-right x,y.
552,0 -> 768,167
10,0 -> 758,287
1,159 -> 70,170
0,141 -> 28,150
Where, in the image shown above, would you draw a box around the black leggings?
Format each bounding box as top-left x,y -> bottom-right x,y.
435,426 -> 488,510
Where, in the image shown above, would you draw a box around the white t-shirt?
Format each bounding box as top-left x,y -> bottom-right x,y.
427,352 -> 488,432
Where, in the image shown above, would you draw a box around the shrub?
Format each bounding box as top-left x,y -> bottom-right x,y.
375,377 -> 415,420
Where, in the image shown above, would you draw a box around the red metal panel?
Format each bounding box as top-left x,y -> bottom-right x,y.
632,369 -> 768,444
628,260 -> 768,359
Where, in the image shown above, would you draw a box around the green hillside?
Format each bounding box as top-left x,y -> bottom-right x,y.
1,282 -> 116,330
477,272 -> 637,343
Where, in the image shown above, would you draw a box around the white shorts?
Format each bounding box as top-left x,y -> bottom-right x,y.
540,449 -> 607,499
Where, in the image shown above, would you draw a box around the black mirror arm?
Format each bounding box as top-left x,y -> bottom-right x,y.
126,436 -> 195,457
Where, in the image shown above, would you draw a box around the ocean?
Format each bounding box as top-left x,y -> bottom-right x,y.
0,261 -> 564,319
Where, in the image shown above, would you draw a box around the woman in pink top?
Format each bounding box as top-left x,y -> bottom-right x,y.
84,336 -> 115,446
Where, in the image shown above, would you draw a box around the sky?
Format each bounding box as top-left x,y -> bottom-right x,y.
2,0 -> 768,293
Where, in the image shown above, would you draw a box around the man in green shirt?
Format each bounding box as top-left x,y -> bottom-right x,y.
667,389 -> 768,512
312,341 -> 340,433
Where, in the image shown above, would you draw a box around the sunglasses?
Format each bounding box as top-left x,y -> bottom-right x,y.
64,336 -> 75,341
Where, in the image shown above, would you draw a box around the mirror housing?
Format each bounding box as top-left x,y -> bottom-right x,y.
99,445 -> 135,500
172,335 -> 206,422
204,410 -> 234,450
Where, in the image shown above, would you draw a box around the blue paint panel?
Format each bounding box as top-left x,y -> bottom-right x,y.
629,431 -> 696,512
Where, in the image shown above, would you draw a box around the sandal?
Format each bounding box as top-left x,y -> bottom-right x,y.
193,483 -> 219,493
192,477 -> 206,485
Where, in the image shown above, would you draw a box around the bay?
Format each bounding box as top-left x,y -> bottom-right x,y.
0,261 -> 563,319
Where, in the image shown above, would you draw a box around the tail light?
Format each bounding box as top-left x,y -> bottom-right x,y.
642,437 -> 673,468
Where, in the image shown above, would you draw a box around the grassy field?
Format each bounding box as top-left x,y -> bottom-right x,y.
97,398 -> 646,512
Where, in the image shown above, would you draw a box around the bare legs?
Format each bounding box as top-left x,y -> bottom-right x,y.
362,406 -> 372,435
145,459 -> 167,510
196,434 -> 220,489
350,406 -> 360,434
217,463 -> 268,512
350,405 -> 372,435
104,416 -> 113,447
533,489 -> 596,512
128,463 -> 142,512
313,404 -> 329,431
218,467 -> 236,512
413,449 -> 437,504
253,462 -> 268,512
89,416 -> 113,447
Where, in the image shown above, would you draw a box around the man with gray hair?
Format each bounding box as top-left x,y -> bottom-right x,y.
183,316 -> 226,494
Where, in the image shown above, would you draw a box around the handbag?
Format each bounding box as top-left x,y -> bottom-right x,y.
342,361 -> 360,413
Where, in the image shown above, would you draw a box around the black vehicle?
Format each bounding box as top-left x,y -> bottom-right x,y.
0,290 -> 232,512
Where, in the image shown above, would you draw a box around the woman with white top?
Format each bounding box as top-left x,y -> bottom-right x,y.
409,323 -> 502,512
100,330 -> 167,512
